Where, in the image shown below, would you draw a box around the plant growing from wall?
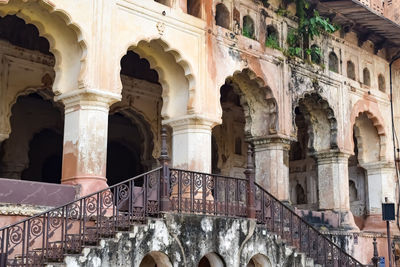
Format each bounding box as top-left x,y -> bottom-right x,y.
266,34 -> 280,49
285,0 -> 339,61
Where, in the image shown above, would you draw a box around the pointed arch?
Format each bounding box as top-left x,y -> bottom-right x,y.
0,0 -> 87,95
350,99 -> 386,161
117,38 -> 195,120
295,92 -> 338,152
218,68 -> 278,138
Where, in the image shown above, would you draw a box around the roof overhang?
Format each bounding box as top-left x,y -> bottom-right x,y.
315,0 -> 400,52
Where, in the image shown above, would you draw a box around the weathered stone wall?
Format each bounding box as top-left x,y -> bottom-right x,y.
60,213 -> 311,267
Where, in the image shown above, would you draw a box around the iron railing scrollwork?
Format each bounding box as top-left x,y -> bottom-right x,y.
0,165 -> 364,266
254,183 -> 364,266
0,168 -> 162,266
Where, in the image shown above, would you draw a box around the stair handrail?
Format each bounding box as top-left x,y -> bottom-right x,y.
254,181 -> 364,266
0,167 -> 162,265
0,167 -> 162,232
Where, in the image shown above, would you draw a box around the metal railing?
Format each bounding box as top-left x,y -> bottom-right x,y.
0,168 -> 162,266
0,128 -> 364,266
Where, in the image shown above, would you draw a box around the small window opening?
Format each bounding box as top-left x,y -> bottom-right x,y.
242,15 -> 255,39
187,0 -> 202,18
329,52 -> 339,73
215,3 -> 230,29
265,25 -> 279,49
309,44 -> 321,64
378,74 -> 386,92
347,61 -> 356,80
363,68 -> 371,86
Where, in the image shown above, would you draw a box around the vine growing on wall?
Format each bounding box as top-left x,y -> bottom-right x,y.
281,0 -> 339,61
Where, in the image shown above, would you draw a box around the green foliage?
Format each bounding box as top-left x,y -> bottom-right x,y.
283,0 -> 338,63
242,17 -> 255,39
306,45 -> 322,64
276,8 -> 290,16
265,33 -> 280,49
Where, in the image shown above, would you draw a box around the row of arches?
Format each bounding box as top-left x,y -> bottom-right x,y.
213,2 -> 387,94
139,251 -> 271,267
0,14 -> 161,186
0,10 -> 390,220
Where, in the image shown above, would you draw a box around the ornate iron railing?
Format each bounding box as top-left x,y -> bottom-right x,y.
0,168 -> 162,266
169,168 -> 248,217
254,183 -> 363,266
0,128 -> 364,266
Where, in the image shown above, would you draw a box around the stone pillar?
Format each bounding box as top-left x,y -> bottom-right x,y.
361,162 -> 396,231
56,89 -> 120,196
164,116 -> 217,172
253,137 -> 291,203
315,151 -> 359,230
363,162 -> 396,214
315,151 -> 351,211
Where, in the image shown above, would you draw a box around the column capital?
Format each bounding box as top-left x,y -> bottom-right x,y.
55,89 -> 121,112
163,115 -> 221,132
360,161 -> 395,172
313,150 -> 351,164
250,134 -> 293,150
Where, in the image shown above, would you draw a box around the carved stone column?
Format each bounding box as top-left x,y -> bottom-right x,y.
253,137 -> 291,203
164,115 -> 218,173
362,162 -> 396,214
315,151 -> 351,211
56,89 -> 120,196
315,151 -> 359,230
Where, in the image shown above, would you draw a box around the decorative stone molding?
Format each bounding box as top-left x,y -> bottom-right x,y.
251,135 -> 293,149
55,89 -> 122,113
163,115 -> 221,132
0,203 -> 51,217
314,150 -> 351,164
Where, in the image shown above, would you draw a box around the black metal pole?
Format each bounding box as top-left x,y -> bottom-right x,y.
387,219 -> 393,267
389,53 -> 400,231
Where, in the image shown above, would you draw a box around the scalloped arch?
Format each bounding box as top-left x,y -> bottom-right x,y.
217,68 -> 278,138
295,92 -> 338,152
350,99 -> 386,159
0,0 -> 88,95
117,38 -> 195,120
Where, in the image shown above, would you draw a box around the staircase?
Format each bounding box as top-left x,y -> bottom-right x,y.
0,133 -> 364,266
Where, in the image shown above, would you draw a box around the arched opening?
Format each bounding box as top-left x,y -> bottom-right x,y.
109,50 -> 160,185
0,1 -> 84,96
213,70 -> 277,178
212,83 -> 246,177
290,93 -> 337,209
329,52 -> 339,73
0,14 -> 64,183
289,107 -> 317,208
310,44 -> 321,64
198,253 -> 225,267
139,251 -> 172,267
363,67 -> 371,86
347,60 -> 356,80
349,112 -> 382,217
265,25 -> 279,49
242,15 -> 255,39
187,0 -> 202,18
215,3 -> 230,29
0,93 -> 63,182
247,254 -> 272,267
378,74 -> 386,92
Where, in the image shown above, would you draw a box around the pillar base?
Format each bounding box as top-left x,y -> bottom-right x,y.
339,210 -> 360,231
62,176 -> 108,197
